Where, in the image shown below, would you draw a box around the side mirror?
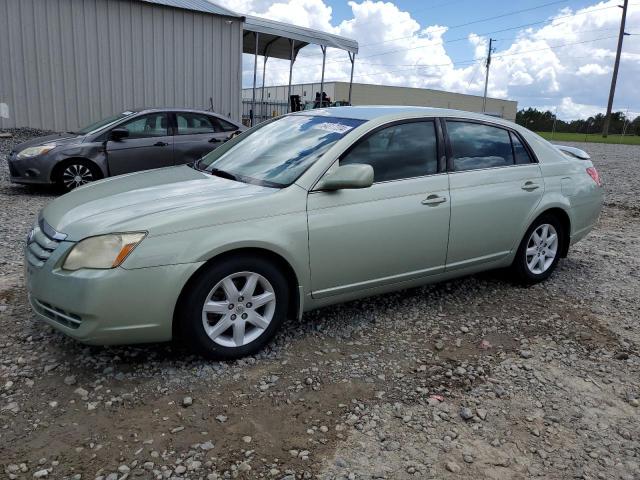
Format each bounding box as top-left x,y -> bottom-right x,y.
316,164 -> 374,191
110,128 -> 129,141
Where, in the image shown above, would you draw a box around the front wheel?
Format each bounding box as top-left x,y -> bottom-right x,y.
177,256 -> 289,359
56,161 -> 100,192
511,214 -> 564,284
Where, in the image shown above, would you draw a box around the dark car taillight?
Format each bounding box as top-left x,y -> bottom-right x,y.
586,167 -> 602,187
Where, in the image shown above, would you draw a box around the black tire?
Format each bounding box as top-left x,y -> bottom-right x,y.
177,255 -> 289,360
54,160 -> 101,192
511,213 -> 565,285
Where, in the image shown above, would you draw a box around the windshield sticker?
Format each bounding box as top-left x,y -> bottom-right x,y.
313,122 -> 353,134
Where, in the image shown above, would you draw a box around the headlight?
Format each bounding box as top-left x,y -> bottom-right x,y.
16,144 -> 57,159
62,232 -> 146,271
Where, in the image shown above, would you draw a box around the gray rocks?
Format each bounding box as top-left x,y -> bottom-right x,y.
1,136 -> 640,480
445,461 -> 461,473
200,440 -> 215,450
459,407 -> 474,421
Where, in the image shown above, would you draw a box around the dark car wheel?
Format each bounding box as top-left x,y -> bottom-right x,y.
511,213 -> 565,284
56,160 -> 100,192
177,255 -> 289,360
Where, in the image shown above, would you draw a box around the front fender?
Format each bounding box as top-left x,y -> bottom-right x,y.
52,144 -> 109,180
121,211 -> 311,292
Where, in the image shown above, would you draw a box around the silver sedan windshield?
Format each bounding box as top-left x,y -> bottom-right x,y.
199,115 -> 364,187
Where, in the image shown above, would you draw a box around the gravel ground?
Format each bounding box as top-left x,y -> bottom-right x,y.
1,130 -> 639,480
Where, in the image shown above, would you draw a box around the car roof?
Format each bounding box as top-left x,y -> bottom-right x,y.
294,105 -> 515,128
134,107 -> 236,119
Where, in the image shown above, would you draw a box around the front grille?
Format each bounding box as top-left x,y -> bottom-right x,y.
31,296 -> 82,329
26,218 -> 66,268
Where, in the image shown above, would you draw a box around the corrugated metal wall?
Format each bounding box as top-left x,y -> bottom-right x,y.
336,83 -> 518,121
243,82 -> 518,121
0,0 -> 243,131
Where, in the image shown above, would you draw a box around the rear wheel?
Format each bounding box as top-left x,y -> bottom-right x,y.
56,160 -> 100,192
178,256 -> 289,359
511,214 -> 564,284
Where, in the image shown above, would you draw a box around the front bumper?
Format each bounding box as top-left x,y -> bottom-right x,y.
7,152 -> 54,185
25,238 -> 203,345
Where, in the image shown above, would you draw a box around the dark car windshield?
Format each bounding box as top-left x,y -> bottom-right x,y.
198,115 -> 365,187
75,111 -> 137,135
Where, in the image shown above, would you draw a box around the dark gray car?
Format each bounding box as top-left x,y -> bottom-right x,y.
8,108 -> 245,191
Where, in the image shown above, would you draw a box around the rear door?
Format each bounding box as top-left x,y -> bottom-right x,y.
106,112 -> 173,176
444,119 -> 544,270
172,112 -> 238,165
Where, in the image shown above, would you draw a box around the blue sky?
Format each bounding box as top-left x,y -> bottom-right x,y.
226,0 -> 639,119
328,0 -> 607,65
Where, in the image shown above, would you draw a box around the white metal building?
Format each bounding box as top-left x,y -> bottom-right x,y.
0,0 -> 244,131
0,0 -> 358,131
244,81 -> 518,121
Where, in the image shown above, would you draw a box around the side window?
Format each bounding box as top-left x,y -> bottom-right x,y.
176,113 -> 218,135
119,113 -> 168,139
510,132 -> 534,164
216,117 -> 239,132
341,121 -> 438,182
447,121 -> 514,172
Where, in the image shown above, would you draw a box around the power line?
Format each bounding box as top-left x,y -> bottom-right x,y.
263,3 -> 620,72
358,0 -> 568,48
264,24 -> 620,76
332,35 -> 618,81
352,27 -> 618,69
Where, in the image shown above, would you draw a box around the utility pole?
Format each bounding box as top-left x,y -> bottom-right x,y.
482,38 -> 495,113
602,0 -> 629,137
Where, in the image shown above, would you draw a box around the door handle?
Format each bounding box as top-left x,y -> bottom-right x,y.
209,137 -> 222,143
422,194 -> 447,206
154,141 -> 169,147
521,181 -> 540,191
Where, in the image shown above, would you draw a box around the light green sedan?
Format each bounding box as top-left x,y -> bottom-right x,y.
25,107 -> 603,359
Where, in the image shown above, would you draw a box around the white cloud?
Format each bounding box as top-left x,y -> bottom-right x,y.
538,97 -> 604,119
577,63 -> 611,75
218,0 -> 640,119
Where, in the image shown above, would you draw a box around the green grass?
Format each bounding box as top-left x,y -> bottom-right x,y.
536,131 -> 640,145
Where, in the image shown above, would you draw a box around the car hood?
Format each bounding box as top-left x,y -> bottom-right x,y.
42,165 -> 279,240
12,133 -> 84,153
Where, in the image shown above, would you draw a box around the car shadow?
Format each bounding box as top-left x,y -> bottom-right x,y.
36,263 -> 557,374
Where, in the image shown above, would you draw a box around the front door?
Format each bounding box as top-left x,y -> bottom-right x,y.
106,112 -> 173,176
307,120 -> 451,298
444,120 -> 544,270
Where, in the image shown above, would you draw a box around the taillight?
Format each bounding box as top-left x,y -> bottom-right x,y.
586,167 -> 602,187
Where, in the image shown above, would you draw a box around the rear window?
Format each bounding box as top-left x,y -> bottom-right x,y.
447,121 -> 514,171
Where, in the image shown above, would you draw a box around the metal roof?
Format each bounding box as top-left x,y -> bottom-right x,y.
135,1 -> 358,60
136,0 -> 243,18
243,15 -> 358,60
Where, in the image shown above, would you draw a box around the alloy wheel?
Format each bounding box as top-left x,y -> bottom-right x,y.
525,223 -> 559,275
62,164 -> 94,189
201,271 -> 276,348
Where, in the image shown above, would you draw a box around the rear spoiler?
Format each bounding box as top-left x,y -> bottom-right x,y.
555,145 -> 590,160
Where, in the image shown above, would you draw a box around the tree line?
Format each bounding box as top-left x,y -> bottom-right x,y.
515,108 -> 640,135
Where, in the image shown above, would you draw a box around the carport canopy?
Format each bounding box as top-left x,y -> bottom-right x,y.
242,15 -> 359,124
